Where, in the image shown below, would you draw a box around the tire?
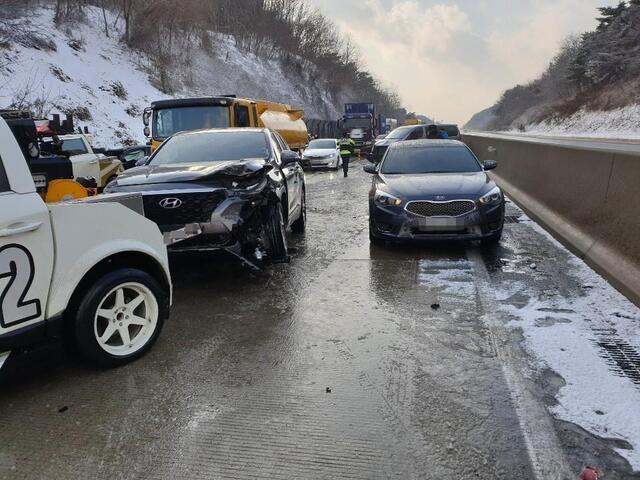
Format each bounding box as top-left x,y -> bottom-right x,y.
369,220 -> 384,246
291,188 -> 306,234
72,268 -> 169,368
264,202 -> 289,262
481,230 -> 503,246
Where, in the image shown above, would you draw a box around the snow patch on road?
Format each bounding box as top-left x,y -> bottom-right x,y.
497,206 -> 640,470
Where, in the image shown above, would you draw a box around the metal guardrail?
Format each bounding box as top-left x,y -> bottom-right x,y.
463,132 -> 640,306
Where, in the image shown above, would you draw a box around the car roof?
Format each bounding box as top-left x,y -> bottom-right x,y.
389,139 -> 467,149
310,138 -> 336,142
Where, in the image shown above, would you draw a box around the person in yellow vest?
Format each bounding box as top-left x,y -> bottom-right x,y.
339,136 -> 356,178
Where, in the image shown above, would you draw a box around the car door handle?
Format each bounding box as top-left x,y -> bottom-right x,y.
0,221 -> 42,238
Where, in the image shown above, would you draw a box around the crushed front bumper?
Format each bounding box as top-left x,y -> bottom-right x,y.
370,202 -> 505,242
161,194 -> 269,269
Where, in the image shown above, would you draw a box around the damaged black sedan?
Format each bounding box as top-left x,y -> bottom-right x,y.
105,128 -> 306,267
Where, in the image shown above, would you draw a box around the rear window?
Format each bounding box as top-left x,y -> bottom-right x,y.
406,128 -> 424,140
0,156 -> 9,192
150,131 -> 270,165
381,146 -> 482,174
441,125 -> 460,137
41,137 -> 89,156
386,126 -> 415,140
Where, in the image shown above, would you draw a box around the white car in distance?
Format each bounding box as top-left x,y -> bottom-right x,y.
302,139 -> 342,170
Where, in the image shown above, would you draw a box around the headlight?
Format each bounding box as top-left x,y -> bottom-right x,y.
479,186 -> 502,205
375,190 -> 402,207
232,176 -> 267,192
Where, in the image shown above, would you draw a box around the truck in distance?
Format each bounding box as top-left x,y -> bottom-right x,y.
341,102 -> 377,151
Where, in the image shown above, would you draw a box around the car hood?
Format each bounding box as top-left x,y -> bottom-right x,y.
303,148 -> 336,157
380,172 -> 494,200
111,158 -> 269,187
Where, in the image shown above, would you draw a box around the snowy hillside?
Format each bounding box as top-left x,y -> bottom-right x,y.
0,6 -> 341,147
512,105 -> 640,139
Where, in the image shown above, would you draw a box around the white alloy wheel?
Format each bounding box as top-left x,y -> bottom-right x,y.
93,282 -> 159,357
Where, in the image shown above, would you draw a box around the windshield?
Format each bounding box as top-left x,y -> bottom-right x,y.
153,106 -> 230,139
40,137 -> 88,156
381,146 -> 482,174
385,126 -> 415,140
308,139 -> 336,149
344,118 -> 372,129
150,131 -> 269,165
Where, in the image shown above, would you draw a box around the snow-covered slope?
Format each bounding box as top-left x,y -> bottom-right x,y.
0,6 -> 340,147
512,105 -> 640,139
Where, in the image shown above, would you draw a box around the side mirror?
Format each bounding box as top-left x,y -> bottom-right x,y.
135,156 -> 150,167
363,163 -> 377,174
143,108 -> 152,127
281,150 -> 300,165
483,160 -> 497,171
143,126 -> 151,137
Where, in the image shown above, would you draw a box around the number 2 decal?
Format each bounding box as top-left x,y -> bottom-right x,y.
0,244 -> 42,328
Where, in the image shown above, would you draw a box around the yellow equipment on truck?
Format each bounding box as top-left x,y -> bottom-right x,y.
143,96 -> 308,152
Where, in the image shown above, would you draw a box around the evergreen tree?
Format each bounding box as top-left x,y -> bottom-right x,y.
596,2 -> 627,30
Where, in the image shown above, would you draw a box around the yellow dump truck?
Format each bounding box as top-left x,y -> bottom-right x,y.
143,96 -> 309,152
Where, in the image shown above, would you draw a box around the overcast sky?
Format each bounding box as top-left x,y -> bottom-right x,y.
308,0 -> 618,123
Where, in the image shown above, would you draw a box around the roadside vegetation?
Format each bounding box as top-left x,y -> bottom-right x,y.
2,0 -> 404,119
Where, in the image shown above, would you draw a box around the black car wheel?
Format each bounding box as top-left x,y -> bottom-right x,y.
264,202 -> 289,262
481,229 -> 502,246
291,189 -> 306,234
369,220 -> 385,245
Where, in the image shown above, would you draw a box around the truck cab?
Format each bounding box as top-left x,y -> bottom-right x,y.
0,118 -> 172,372
143,96 -> 308,153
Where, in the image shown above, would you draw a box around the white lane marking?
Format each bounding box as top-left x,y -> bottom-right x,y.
0,351 -> 10,370
468,250 -> 574,480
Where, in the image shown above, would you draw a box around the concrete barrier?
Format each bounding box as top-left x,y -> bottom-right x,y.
463,132 -> 640,305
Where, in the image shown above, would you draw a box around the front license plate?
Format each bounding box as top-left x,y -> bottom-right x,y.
418,217 -> 464,231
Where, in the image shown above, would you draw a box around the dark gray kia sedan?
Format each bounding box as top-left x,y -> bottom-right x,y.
363,140 -> 505,245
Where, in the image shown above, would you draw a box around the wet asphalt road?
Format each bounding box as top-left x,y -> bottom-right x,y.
0,160 -> 636,479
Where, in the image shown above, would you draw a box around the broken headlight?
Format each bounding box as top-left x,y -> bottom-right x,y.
232,176 -> 268,193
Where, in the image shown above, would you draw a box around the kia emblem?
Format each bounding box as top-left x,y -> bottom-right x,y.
436,195 -> 446,201
159,197 -> 183,209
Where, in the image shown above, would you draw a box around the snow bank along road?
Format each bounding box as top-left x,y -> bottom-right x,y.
1,162 -> 640,479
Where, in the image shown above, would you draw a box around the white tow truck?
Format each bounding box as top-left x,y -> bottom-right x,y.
0,118 -> 172,371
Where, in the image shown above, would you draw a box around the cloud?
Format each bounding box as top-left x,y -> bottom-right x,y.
308,0 -> 616,124
363,1 -> 471,56
486,1 -> 598,82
